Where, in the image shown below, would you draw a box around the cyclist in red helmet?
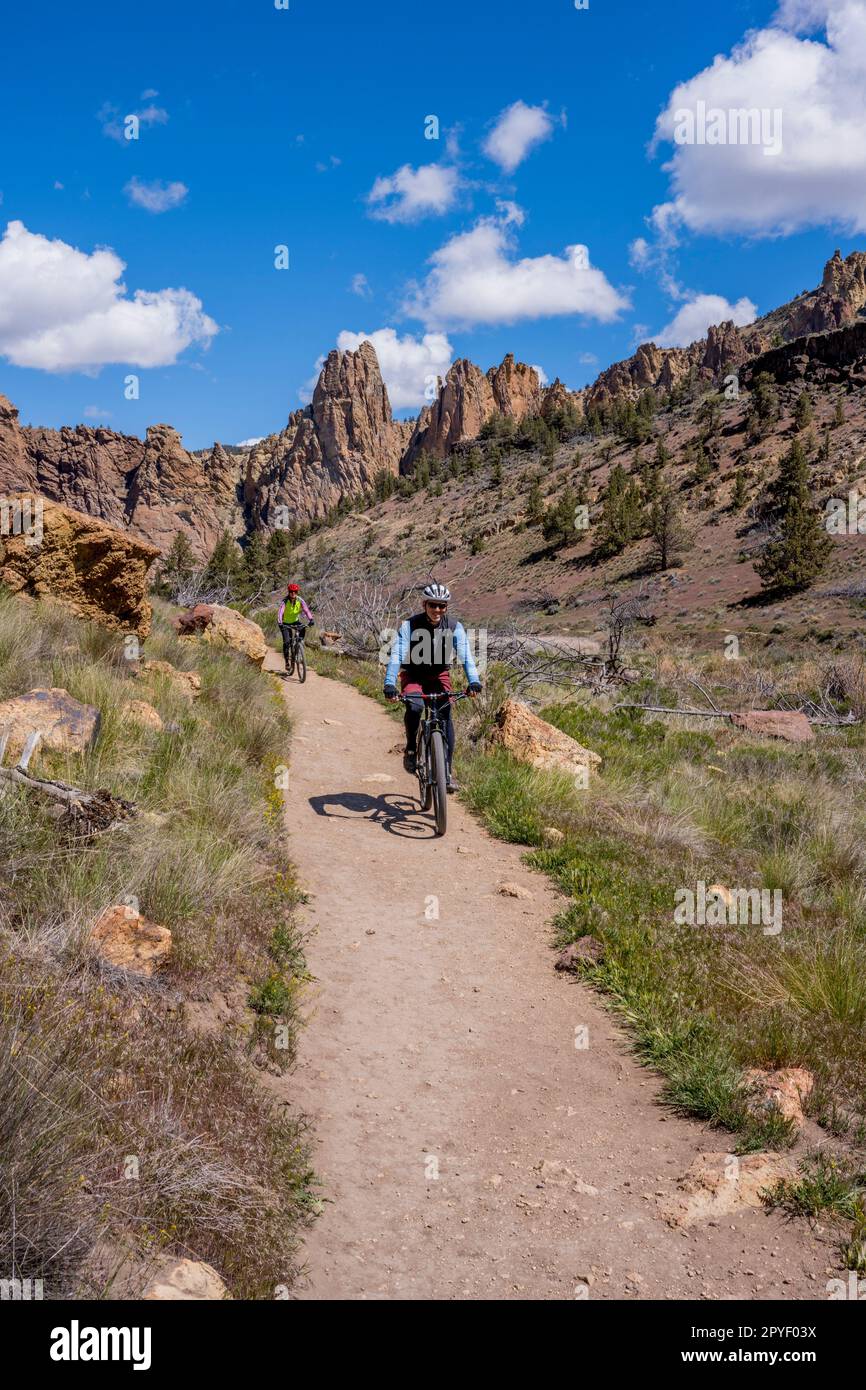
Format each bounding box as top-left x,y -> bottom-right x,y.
277,583 -> 314,672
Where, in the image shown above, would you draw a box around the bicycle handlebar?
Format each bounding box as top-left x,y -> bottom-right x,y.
396,691 -> 471,703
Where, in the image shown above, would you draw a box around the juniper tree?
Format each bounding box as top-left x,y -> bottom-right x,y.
794,390 -> 814,430
542,485 -> 579,551
596,463 -> 644,558
649,484 -> 690,571
757,443 -> 831,595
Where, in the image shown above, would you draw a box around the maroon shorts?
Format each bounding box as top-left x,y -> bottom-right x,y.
399,669 -> 453,697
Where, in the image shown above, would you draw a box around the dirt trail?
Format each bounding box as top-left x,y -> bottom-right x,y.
269,656 -> 828,1301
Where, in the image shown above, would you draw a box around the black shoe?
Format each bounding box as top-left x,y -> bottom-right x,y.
403,750 -> 417,775
446,776 -> 459,794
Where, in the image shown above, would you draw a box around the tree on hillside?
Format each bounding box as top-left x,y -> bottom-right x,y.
794,389 -> 814,431
160,531 -> 196,595
525,473 -> 545,526
541,485 -> 580,551
765,437 -> 810,516
731,469 -> 749,511
595,463 -> 644,558
748,372 -> 780,438
833,395 -> 846,428
756,444 -> 832,595
649,485 -> 690,571
266,528 -> 293,585
242,531 -> 270,594
203,530 -> 243,592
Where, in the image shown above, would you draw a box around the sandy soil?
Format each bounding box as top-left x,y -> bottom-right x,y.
268,656 -> 831,1301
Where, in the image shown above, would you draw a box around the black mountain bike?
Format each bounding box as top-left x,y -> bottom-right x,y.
281,624 -> 307,683
400,691 -> 467,837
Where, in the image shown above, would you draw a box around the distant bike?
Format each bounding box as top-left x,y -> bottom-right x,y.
281,623 -> 307,683
399,691 -> 467,837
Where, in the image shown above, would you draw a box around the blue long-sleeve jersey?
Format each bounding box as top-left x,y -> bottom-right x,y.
384,616 -> 480,688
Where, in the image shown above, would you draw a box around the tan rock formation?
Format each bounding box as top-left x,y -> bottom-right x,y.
0,498 -> 158,637
247,341 -> 409,527
404,353 -> 542,464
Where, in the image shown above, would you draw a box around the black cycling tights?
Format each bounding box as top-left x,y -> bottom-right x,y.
404,699 -> 455,764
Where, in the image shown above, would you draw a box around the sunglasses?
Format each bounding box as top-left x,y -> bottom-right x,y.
425,602 -> 448,610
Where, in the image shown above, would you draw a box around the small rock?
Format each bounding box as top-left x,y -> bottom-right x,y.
361,773 -> 395,784
555,937 -> 605,971
543,826 -> 565,845
498,882 -> 532,900
90,904 -> 172,977
730,710 -> 814,743
140,660 -> 201,701
143,1258 -> 229,1300
660,1151 -> 797,1228
743,1067 -> 814,1128
121,700 -> 163,731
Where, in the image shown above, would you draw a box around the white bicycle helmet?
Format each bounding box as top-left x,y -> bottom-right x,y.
422,582 -> 451,603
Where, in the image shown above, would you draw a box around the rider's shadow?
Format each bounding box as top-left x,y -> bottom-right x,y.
309,791 -> 436,839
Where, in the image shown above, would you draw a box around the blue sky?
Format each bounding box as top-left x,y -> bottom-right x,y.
1,0 -> 864,449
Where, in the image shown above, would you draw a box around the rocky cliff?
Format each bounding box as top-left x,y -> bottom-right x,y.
2,249 -> 864,556
404,353 -> 542,465
583,249 -> 866,412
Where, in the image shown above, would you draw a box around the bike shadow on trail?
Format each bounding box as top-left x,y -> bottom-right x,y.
308,791 -> 438,840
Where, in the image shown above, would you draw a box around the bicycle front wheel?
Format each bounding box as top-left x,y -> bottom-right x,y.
297,644 -> 307,683
430,729 -> 447,836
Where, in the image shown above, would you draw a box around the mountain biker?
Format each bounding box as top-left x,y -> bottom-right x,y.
383,582 -> 482,793
277,583 -> 314,671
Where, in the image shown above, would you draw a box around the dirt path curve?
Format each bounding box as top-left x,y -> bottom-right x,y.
269,657 -> 827,1301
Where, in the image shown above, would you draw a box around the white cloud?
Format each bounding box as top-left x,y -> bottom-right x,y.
650,0 -> 866,236
367,163 -> 459,223
350,272 -> 371,298
483,101 -> 556,173
0,220 -> 218,372
495,199 -> 525,227
404,216 -> 628,329
334,327 -> 454,410
125,178 -> 188,213
655,293 -> 757,347
531,363 -> 550,387
99,101 -> 169,142
53,181 -> 64,191
83,405 -> 112,420
236,437 -> 263,448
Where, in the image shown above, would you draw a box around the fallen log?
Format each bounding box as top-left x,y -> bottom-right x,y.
0,763 -> 136,830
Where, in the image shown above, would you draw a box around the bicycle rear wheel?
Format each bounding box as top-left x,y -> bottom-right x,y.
430,729 -> 447,836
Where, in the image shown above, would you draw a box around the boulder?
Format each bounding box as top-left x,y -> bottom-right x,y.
743,1067 -> 814,1128
140,659 -> 201,700
660,1151 -> 797,1228
174,603 -> 268,668
0,687 -> 100,763
490,699 -> 601,779
121,700 -> 164,731
142,1258 -> 229,1301
90,904 -> 172,977
0,497 -> 159,637
729,710 -> 814,743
